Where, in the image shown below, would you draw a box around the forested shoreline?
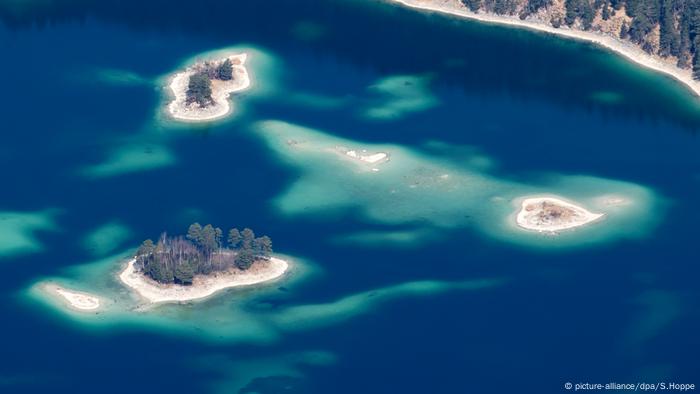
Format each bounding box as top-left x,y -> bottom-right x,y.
461,0 -> 700,77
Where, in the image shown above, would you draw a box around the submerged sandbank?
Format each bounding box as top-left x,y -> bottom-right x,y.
515,196 -> 604,232
167,52 -> 251,122
41,283 -> 101,311
388,0 -> 700,100
118,256 -> 289,304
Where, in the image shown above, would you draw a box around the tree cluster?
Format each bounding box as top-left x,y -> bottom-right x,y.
186,72 -> 213,107
134,223 -> 273,285
185,58 -> 235,107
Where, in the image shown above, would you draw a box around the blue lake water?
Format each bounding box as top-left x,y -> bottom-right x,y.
1,0 -> 699,393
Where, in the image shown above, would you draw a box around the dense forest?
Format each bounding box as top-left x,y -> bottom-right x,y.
462,0 -> 700,78
186,59 -> 233,107
134,223 -> 273,285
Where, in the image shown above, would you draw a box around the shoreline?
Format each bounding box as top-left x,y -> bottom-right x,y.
118,256 -> 288,304
386,0 -> 700,99
167,52 -> 252,122
515,196 -> 605,232
41,283 -> 101,311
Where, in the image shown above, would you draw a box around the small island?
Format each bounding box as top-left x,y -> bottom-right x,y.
119,223 -> 288,303
335,146 -> 390,171
167,53 -> 251,122
42,283 -> 101,311
515,196 -> 604,233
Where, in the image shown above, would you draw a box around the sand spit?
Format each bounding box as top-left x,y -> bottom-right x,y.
43,283 -> 101,311
516,196 -> 604,232
167,52 -> 251,122
387,0 -> 700,99
118,257 -> 288,304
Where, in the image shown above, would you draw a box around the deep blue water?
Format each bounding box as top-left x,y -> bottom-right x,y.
1,0 -> 699,393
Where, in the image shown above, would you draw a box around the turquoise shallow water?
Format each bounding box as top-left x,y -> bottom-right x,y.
1,0 -> 699,393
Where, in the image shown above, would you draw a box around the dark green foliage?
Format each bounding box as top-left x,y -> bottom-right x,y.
217,58 -> 233,80
235,249 -> 255,270
620,21 -> 630,38
693,38 -> 700,78
146,257 -> 174,283
187,223 -> 202,244
678,18 -> 692,66
135,223 -> 275,285
228,228 -> 242,248
565,0 -> 594,29
483,0 -> 518,14
253,236 -> 273,258
199,224 -> 220,254
174,261 -> 195,285
658,0 -> 679,56
137,239 -> 155,256
186,72 -> 213,107
626,0 -> 661,42
610,0 -> 624,9
241,228 -> 255,249
461,0 -> 482,11
521,0 -> 553,17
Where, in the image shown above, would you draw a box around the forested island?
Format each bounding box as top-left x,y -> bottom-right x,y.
120,223 -> 288,303
185,59 -> 234,107
167,53 -> 251,122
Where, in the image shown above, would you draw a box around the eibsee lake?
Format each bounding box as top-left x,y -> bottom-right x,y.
1,0 -> 699,393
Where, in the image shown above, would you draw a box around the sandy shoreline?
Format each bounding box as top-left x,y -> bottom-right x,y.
42,283 -> 101,311
167,52 -> 251,122
118,256 -> 288,304
515,196 -> 604,232
387,0 -> 700,99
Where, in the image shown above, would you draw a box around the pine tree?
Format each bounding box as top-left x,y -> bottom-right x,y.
186,72 -> 213,107
693,38 -> 700,79
235,249 -> 255,270
217,58 -> 233,80
187,223 -> 203,245
462,0 -> 482,11
174,261 -> 194,285
228,228 -> 242,248
137,239 -> 155,256
241,228 -> 255,250
253,236 -> 273,258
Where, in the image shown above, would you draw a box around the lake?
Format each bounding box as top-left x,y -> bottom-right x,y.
0,0 -> 699,393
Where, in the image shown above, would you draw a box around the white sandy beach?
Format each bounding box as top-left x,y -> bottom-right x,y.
388,0 -> 700,99
516,196 -> 604,232
42,283 -> 101,311
118,256 -> 288,304
335,146 -> 390,169
167,52 -> 251,122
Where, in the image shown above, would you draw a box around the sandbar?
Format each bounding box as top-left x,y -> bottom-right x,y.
515,196 -> 604,232
167,53 -> 251,122
118,256 -> 288,304
42,283 -> 101,311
